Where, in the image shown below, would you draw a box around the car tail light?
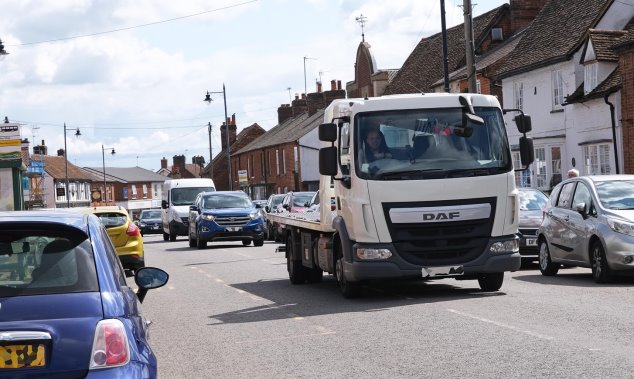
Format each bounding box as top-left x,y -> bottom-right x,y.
126,222 -> 140,237
89,319 -> 130,369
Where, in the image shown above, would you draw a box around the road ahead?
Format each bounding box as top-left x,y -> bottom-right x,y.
137,235 -> 634,378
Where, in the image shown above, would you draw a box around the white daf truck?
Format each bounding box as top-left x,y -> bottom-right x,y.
266,93 -> 534,297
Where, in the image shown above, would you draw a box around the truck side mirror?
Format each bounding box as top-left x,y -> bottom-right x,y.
319,146 -> 338,176
319,123 -> 337,142
161,200 -> 168,209
514,114 -> 532,133
519,136 -> 534,166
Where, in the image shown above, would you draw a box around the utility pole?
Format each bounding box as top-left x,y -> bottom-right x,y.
440,0 -> 450,92
464,0 -> 477,93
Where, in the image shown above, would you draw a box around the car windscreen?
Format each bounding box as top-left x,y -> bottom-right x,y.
202,194 -> 252,209
292,193 -> 315,207
519,190 -> 548,210
595,180 -> 634,210
141,210 -> 161,219
271,195 -> 285,207
94,212 -> 127,228
0,227 -> 99,297
171,187 -> 215,206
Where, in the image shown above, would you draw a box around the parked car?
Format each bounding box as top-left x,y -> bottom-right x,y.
537,175 -> 634,283
188,191 -> 265,249
137,209 -> 162,236
264,194 -> 285,241
280,191 -> 316,213
84,206 -> 145,273
517,188 -> 549,265
0,210 -> 168,377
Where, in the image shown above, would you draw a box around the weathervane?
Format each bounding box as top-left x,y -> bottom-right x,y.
355,14 -> 367,42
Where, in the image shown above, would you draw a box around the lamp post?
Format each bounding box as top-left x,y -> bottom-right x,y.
63,123 -> 81,208
204,84 -> 231,190
102,145 -> 115,203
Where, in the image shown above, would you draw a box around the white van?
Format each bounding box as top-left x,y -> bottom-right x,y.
161,178 -> 215,241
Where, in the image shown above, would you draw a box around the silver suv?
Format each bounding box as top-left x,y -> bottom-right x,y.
538,175 -> 634,283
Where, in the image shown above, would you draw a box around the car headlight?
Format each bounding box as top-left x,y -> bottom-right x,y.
201,214 -> 215,221
490,239 -> 519,254
607,217 -> 634,236
249,212 -> 259,220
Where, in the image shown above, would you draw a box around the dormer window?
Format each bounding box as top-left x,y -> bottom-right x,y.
552,70 -> 563,110
584,62 -> 598,94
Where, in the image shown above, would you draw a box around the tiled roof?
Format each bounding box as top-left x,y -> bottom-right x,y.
587,29 -> 626,62
565,67 -> 621,104
384,5 -> 507,94
432,31 -> 524,86
496,0 -> 611,79
30,154 -> 93,181
83,166 -> 168,183
235,111 -> 324,154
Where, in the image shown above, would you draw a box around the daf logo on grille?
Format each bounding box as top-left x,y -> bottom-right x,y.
422,211 -> 460,221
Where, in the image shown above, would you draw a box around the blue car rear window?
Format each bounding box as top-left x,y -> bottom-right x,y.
0,229 -> 99,297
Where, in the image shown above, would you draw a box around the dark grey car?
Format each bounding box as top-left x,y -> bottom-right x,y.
537,175 -> 634,283
138,209 -> 162,236
518,188 -> 548,264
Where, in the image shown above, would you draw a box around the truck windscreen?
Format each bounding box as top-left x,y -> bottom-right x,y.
355,107 -> 512,180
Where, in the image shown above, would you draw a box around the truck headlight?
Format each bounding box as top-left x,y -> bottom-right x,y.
607,217 -> 634,236
201,214 -> 215,221
356,248 -> 392,260
489,239 -> 519,254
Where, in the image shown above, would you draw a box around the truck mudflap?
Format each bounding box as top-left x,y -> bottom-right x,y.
343,242 -> 521,282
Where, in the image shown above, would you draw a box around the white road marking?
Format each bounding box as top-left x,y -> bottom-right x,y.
447,309 -> 554,341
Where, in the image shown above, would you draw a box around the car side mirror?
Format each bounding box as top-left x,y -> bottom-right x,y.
574,202 -> 587,217
161,200 -> 168,209
135,267 -> 169,303
189,205 -> 198,211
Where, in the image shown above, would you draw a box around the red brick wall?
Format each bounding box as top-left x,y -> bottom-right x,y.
620,49 -> 634,174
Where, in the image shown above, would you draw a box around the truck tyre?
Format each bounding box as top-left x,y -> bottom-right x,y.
169,232 -> 176,242
538,239 -> 560,276
163,232 -> 169,241
477,272 -> 504,291
335,257 -> 362,298
286,237 -> 307,284
254,238 -> 264,247
196,231 -> 207,249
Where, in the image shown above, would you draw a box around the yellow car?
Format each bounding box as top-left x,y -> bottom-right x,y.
84,206 -> 145,272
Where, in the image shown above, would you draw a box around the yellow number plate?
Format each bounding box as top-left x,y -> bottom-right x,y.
0,344 -> 46,368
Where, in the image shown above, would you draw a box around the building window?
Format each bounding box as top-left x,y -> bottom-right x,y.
294,146 -> 299,173
514,82 -> 523,111
476,80 -> 481,94
131,185 -> 137,200
534,147 -> 547,189
276,149 -> 280,176
142,184 -> 148,199
153,184 -> 158,197
584,62 -> 598,94
261,152 -> 266,178
268,151 -> 272,176
282,150 -> 286,175
552,70 -> 564,109
583,143 -> 611,175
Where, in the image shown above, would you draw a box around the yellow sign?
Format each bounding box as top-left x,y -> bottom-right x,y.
0,139 -> 20,146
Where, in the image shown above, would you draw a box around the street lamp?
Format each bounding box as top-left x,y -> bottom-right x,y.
63,123 -> 81,208
204,84 -> 231,190
102,145 -> 115,203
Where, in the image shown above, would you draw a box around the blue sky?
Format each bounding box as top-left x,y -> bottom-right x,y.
0,0 -> 506,171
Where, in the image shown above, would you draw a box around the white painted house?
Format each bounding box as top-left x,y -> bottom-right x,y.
498,0 -> 633,191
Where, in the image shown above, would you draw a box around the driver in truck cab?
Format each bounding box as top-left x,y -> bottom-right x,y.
364,127 -> 392,162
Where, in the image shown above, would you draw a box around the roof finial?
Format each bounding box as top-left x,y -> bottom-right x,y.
355,14 -> 367,42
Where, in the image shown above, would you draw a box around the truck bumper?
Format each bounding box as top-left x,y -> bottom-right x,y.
344,238 -> 521,282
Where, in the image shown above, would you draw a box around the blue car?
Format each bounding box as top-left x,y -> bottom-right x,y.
188,191 -> 265,249
0,210 -> 168,378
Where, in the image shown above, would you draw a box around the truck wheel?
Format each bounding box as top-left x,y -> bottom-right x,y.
286,237 -> 307,284
242,239 -> 251,246
335,257 -> 362,298
163,232 -> 169,241
169,232 -> 176,242
477,272 -> 504,291
254,238 -> 264,247
196,231 -> 207,249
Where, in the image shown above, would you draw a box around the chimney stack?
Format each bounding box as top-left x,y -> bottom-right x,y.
317,81 -> 322,93
33,140 -> 48,156
510,0 -> 548,34
161,157 -> 168,169
57,149 -> 65,157
330,80 -> 336,91
277,104 -> 293,124
324,78 -> 347,108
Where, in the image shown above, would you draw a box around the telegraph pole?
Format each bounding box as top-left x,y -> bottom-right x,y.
440,0 -> 450,92
464,0 -> 477,93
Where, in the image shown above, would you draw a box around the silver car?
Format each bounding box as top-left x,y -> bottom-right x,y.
538,175 -> 634,283
518,188 -> 549,264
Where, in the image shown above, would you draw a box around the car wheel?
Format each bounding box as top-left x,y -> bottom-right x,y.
591,241 -> 612,283
335,256 -> 362,298
169,232 -> 176,242
538,239 -> 560,276
254,238 -> 264,247
196,230 -> 206,249
477,272 -> 504,291
163,232 -> 169,241
242,239 -> 251,246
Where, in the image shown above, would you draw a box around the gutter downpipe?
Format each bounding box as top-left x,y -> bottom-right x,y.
604,92 -> 620,174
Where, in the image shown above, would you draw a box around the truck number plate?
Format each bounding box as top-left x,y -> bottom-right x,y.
422,266 -> 464,277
